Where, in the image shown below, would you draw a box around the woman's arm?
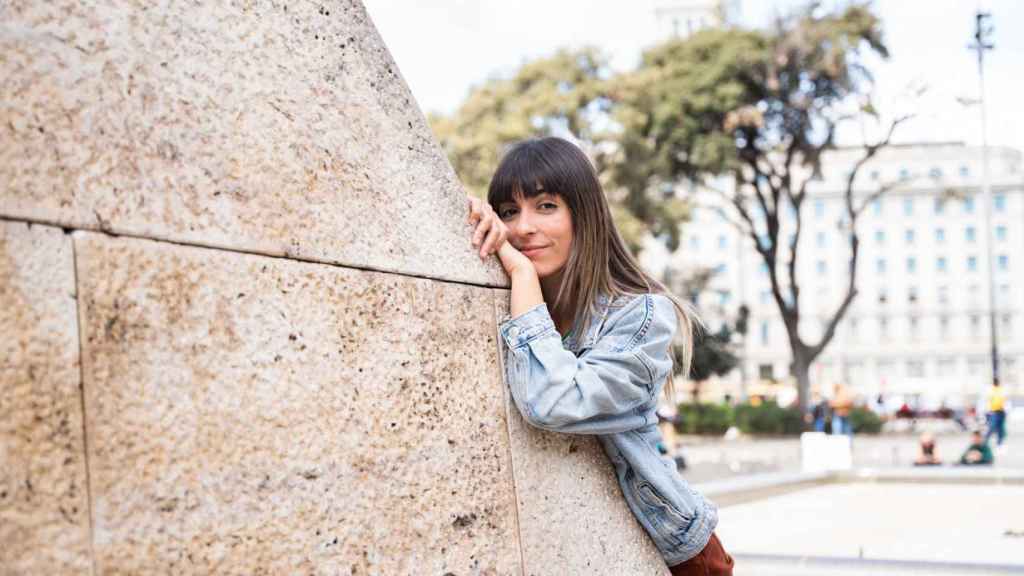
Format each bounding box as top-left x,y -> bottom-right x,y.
500,294 -> 678,434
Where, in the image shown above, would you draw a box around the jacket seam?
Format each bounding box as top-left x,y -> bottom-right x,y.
612,293 -> 655,353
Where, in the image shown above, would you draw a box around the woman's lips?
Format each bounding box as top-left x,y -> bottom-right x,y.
520,246 -> 547,258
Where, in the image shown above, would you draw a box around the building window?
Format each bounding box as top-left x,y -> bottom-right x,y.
998,254 -> 1009,271
759,263 -> 769,276
968,357 -> 987,378
908,286 -> 919,304
966,226 -> 976,243
903,197 -> 914,216
759,363 -> 774,380
959,165 -> 970,177
938,357 -> 956,376
847,317 -> 859,340
928,167 -> 943,179
718,234 -> 727,249
879,318 -> 889,339
760,321 -> 770,346
906,257 -> 917,273
878,289 -> 888,305
760,289 -> 772,305
876,258 -> 886,274
999,284 -> 1010,305
996,225 -> 1007,242
816,231 -> 827,248
690,236 -> 700,250
907,360 -> 924,377
933,198 -> 945,215
938,285 -> 949,304
899,168 -> 911,181
873,200 -> 882,216
875,229 -> 885,244
994,194 -> 1006,212
936,257 -> 947,272
967,256 -> 978,272
964,197 -> 975,214
816,260 -> 827,274
905,229 -> 915,244
939,315 -> 950,336
870,170 -> 880,181
969,284 -> 980,305
970,315 -> 981,337
814,199 -> 825,218
1002,314 -> 1013,338
935,227 -> 945,243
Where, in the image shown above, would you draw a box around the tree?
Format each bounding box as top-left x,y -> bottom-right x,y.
429,48 -> 688,253
614,2 -> 911,412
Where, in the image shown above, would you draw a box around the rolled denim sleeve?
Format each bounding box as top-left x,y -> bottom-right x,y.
499,295 -> 677,434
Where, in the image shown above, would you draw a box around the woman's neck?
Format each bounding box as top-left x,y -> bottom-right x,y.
540,272 -> 573,336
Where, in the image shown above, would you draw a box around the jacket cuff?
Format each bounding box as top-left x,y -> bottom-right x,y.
499,303 -> 557,349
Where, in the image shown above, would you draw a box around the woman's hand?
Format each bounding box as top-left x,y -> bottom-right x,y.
496,241 -> 535,278
467,196 -> 507,259
466,196 -> 537,280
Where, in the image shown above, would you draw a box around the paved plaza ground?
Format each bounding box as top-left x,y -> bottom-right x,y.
718,482 -> 1024,575
679,430 -> 1024,575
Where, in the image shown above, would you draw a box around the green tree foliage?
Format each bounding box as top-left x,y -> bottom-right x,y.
429,48 -> 688,252
687,326 -> 740,384
615,2 -> 907,412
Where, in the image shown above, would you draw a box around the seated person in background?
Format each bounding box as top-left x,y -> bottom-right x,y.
959,430 -> 994,466
914,433 -> 941,466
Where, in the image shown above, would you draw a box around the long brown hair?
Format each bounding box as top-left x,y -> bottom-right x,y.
487,137 -> 697,399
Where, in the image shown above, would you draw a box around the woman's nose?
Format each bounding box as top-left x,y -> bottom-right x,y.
513,210 -> 537,236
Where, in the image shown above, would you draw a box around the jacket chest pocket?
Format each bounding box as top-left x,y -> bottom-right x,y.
628,474 -> 691,547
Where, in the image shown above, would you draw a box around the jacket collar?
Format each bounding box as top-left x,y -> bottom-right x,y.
565,293 -> 616,353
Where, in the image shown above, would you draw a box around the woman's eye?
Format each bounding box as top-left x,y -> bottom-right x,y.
539,202 -> 557,210
498,208 -> 517,219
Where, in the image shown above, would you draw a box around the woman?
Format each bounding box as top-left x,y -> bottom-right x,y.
467,137 -> 732,575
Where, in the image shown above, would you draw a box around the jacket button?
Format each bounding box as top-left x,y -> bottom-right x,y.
507,326 -> 520,339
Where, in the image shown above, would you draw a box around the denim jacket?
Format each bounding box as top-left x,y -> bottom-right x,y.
499,292 -> 718,565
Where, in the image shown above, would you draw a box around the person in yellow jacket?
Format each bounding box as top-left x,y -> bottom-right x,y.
984,379 -> 1007,447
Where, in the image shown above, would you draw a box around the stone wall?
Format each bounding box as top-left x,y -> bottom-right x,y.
0,1 -> 667,573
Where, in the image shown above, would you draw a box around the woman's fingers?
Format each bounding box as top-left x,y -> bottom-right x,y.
467,197 -> 483,225
479,219 -> 507,257
472,203 -> 495,248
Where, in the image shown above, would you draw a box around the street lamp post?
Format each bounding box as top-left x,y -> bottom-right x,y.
969,10 -> 999,387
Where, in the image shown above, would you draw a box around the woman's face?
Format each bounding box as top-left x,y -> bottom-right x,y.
497,192 -> 573,279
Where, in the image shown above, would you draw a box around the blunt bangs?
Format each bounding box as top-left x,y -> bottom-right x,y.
487,138 -> 590,211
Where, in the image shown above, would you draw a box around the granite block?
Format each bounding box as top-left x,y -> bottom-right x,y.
0,0 -> 505,287
73,232 -> 519,575
0,221 -> 93,575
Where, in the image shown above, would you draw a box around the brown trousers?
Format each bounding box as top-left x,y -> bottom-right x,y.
668,533 -> 734,576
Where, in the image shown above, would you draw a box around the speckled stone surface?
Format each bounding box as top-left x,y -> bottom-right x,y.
492,290 -> 670,576
0,0 -> 505,287
73,232 -> 520,575
0,222 -> 93,575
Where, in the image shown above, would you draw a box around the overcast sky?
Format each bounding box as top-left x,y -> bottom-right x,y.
363,0 -> 1023,153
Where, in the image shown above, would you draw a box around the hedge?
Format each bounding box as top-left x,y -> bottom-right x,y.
674,401 -> 883,436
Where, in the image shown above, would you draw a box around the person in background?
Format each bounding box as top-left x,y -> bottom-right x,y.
811,393 -> 829,433
984,378 -> 1007,449
830,383 -> 854,436
959,430 -> 994,466
913,433 -> 941,466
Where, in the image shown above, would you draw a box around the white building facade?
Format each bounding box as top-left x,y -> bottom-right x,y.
646,143 -> 1024,404
653,0 -> 741,38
